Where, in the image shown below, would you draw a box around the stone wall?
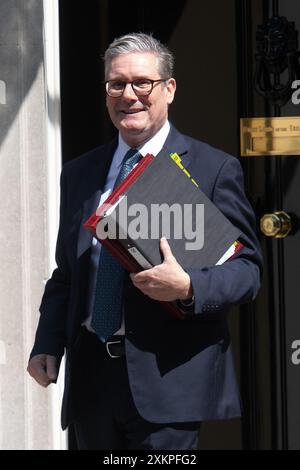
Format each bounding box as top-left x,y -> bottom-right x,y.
0,0 -> 64,449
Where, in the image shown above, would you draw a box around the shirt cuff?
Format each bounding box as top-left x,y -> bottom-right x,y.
177,295 -> 195,313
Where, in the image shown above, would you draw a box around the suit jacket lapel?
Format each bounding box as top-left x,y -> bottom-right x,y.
77,190 -> 102,258
162,124 -> 191,171
77,138 -> 117,258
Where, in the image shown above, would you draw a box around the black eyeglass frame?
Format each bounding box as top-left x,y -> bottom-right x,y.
105,78 -> 168,97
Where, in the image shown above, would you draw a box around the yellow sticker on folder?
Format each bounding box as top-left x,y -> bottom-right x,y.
170,153 -> 199,188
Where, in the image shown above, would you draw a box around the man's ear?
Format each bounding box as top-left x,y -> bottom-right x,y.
166,78 -> 176,104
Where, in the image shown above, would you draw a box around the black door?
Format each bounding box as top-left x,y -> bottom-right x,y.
237,0 -> 300,450
59,0 -> 300,450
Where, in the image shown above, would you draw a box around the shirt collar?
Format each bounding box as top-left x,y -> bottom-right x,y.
115,120 -> 170,169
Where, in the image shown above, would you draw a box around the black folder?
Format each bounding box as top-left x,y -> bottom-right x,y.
84,150 -> 242,319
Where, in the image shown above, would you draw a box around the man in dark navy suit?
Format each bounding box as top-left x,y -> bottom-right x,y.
27,33 -> 263,450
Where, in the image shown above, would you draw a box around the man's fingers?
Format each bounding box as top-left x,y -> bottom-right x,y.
131,275 -> 148,284
27,358 -> 50,387
130,271 -> 152,283
27,354 -> 57,387
46,356 -> 57,382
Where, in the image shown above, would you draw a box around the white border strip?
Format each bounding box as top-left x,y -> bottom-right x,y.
43,0 -> 66,450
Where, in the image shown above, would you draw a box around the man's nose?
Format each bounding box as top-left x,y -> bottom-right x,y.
122,83 -> 138,100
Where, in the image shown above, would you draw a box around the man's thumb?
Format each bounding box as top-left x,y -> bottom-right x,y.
160,237 -> 174,261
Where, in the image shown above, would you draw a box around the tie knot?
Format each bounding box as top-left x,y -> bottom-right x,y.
122,148 -> 141,166
113,148 -> 142,189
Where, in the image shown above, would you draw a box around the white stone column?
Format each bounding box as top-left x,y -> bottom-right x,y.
0,0 -> 65,449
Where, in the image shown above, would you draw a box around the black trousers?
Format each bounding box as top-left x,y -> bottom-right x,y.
71,328 -> 201,450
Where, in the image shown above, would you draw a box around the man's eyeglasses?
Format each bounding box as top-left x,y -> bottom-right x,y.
105,79 -> 168,97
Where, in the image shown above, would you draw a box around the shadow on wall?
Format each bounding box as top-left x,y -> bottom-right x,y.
0,0 -> 43,151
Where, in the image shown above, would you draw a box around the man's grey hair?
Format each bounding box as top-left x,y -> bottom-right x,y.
104,32 -> 174,79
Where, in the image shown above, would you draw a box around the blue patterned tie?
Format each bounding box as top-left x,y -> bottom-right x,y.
91,149 -> 142,342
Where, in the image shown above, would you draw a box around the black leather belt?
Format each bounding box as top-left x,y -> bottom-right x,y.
105,335 -> 125,358
80,328 -> 125,359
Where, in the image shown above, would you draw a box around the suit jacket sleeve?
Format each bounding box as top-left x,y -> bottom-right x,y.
30,168 -> 70,360
186,156 -> 263,314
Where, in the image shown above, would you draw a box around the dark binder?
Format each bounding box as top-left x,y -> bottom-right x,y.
84,150 -> 243,319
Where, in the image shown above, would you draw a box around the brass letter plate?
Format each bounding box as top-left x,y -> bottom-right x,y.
240,117 -> 300,156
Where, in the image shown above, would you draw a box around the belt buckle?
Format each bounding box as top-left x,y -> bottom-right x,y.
106,339 -> 122,359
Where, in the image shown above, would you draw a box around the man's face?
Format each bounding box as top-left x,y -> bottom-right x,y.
106,52 -> 176,147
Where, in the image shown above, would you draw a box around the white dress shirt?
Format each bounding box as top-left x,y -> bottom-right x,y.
83,120 -> 171,335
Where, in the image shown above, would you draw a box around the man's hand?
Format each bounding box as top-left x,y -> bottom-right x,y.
130,237 -> 193,302
27,354 -> 57,387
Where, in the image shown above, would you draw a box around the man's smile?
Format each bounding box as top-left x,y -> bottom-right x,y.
121,109 -> 146,114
